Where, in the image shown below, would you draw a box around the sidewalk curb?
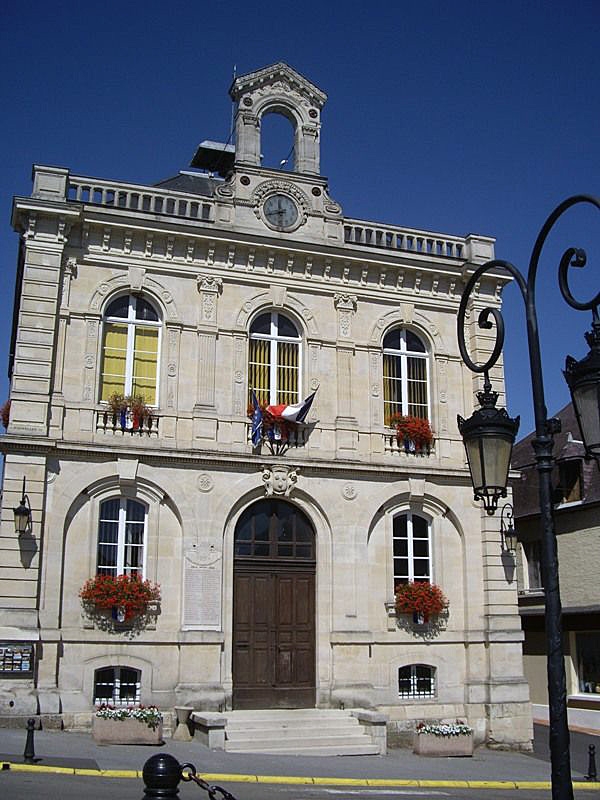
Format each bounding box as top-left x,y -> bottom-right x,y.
3,760 -> 600,790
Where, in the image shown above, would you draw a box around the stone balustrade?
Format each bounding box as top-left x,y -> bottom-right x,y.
68,176 -> 214,223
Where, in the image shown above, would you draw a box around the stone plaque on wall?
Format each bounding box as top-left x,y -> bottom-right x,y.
182,546 -> 222,629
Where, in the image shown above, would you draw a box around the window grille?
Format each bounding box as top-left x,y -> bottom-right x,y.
398,664 -> 436,698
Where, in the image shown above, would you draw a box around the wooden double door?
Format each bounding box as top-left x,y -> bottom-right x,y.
232,500 -> 316,709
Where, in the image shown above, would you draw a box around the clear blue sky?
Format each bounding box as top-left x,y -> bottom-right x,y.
1,1 -> 598,437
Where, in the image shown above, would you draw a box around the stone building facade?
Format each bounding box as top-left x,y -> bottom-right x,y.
0,63 -> 532,746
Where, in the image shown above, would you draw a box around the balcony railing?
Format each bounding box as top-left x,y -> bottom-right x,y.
246,421 -> 308,455
68,176 -> 214,223
96,409 -> 159,436
383,431 -> 434,456
344,220 -> 465,259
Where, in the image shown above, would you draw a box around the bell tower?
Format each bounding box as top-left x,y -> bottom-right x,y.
229,62 -> 327,175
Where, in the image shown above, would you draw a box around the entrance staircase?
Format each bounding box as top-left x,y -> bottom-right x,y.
222,708 -> 381,756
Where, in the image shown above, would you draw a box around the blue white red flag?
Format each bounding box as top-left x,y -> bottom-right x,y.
266,391 -> 317,424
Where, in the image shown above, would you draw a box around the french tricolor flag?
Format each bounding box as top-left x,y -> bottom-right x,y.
266,391 -> 317,424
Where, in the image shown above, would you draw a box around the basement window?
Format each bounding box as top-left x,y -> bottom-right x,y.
398,664 -> 436,699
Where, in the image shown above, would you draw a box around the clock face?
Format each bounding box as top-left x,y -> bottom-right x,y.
263,194 -> 299,229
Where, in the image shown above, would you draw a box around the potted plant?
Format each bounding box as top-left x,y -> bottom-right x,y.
395,581 -> 448,624
79,574 -> 161,629
126,394 -> 152,431
389,414 -> 433,453
92,703 -> 163,745
104,392 -> 152,432
414,720 -> 474,756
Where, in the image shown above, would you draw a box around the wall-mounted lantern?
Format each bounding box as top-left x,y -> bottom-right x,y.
13,477 -> 32,535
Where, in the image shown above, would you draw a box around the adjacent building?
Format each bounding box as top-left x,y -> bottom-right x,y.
513,402 -> 600,733
0,62 -> 532,747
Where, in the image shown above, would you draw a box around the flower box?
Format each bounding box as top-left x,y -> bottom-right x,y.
413,722 -> 473,757
92,715 -> 163,745
92,705 -> 163,745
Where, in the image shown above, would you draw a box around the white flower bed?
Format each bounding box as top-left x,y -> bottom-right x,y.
95,704 -> 162,729
416,721 -> 473,737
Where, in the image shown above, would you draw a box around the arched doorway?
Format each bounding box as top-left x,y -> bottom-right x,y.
232,499 -> 316,709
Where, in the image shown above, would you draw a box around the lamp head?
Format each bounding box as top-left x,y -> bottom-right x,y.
458,384 -> 520,515
564,317 -> 600,465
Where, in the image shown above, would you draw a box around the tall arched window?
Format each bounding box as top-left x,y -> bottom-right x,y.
97,498 -> 147,577
99,294 -> 161,405
393,512 -> 431,585
383,328 -> 429,425
249,311 -> 301,406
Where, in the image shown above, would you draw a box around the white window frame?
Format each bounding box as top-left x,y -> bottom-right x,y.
93,666 -> 141,707
101,294 -> 162,407
249,310 -> 302,405
383,327 -> 430,422
97,497 -> 148,578
393,511 -> 432,584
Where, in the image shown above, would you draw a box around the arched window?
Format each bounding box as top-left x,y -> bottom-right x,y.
393,512 -> 431,585
97,498 -> 147,577
249,311 -> 301,406
99,294 -> 161,406
234,499 -> 314,561
94,666 -> 141,706
398,664 -> 436,698
383,328 -> 429,426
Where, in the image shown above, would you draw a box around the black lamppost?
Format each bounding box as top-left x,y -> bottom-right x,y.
456,195 -> 600,800
500,503 -> 517,555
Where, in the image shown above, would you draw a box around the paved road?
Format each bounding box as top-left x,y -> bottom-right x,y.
0,771 -> 598,800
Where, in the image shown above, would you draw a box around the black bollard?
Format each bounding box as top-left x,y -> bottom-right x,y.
142,753 -> 182,798
23,718 -> 35,764
585,744 -> 597,782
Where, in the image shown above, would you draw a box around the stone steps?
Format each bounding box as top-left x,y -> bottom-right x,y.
222,709 -> 380,756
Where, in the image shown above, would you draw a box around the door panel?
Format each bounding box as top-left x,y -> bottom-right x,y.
233,568 -> 315,708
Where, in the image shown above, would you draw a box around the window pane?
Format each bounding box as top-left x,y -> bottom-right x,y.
135,297 -> 159,321
126,500 -> 145,523
250,313 -> 271,335
105,296 -> 129,318
413,559 -> 430,578
100,324 -> 128,400
276,341 -> 299,405
412,515 -> 428,538
406,331 -> 426,352
393,515 -> 408,538
277,315 -> 299,338
94,668 -> 115,703
100,499 -> 120,521
413,539 -> 429,557
118,668 -> 140,704
393,538 -> 408,557
249,338 -> 270,405
132,327 -> 158,404
383,329 -> 402,351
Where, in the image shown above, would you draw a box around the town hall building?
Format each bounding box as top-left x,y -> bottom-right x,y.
0,63 -> 532,750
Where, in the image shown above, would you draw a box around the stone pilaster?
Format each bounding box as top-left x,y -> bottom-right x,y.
193,276 -> 222,442
333,294 -> 358,453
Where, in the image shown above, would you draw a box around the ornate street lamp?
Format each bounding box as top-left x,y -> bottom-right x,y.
456,195 -> 600,800
457,379 -> 520,515
500,503 -> 517,554
13,476 -> 32,535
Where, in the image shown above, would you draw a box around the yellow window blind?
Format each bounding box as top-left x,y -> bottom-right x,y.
249,338 -> 270,405
100,324 -> 127,400
132,327 -> 158,404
